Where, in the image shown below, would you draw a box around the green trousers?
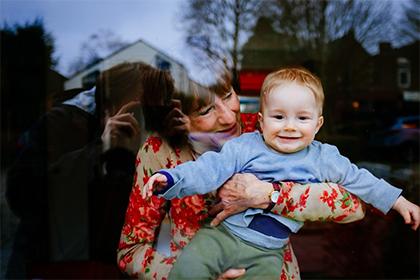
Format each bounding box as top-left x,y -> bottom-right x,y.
169,224 -> 284,280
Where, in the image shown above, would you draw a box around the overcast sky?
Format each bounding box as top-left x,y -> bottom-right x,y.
1,0 -> 189,77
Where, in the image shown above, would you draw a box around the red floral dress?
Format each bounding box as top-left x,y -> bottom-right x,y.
117,114 -> 365,280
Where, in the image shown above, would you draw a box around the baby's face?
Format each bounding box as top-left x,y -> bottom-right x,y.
258,82 -> 323,154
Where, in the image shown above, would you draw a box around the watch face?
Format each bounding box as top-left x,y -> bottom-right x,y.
271,191 -> 280,203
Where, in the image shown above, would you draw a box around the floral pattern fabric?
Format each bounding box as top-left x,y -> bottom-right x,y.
117,114 -> 365,280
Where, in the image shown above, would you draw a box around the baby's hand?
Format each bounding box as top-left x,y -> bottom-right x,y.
392,196 -> 420,230
142,173 -> 168,199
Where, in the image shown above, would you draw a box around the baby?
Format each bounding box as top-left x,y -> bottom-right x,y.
144,67 -> 420,279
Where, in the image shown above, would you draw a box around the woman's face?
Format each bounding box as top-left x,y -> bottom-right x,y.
188,88 -> 241,136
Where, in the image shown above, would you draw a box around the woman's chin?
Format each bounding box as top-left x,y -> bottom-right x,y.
222,125 -> 241,140
230,124 -> 241,136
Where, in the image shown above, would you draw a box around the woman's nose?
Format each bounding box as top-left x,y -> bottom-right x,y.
216,103 -> 236,125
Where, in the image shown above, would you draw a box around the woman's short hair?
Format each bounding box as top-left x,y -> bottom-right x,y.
176,69 -> 232,116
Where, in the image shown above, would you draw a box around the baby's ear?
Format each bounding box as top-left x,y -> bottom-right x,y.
315,116 -> 324,133
258,112 -> 264,131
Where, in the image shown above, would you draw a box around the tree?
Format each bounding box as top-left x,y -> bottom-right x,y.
327,0 -> 393,53
68,29 -> 129,75
266,0 -> 394,85
269,0 -> 393,60
180,0 -> 262,90
1,18 -> 56,168
255,0 -> 393,134
396,0 -> 420,44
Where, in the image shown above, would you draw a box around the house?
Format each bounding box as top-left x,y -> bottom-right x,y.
370,41 -> 419,116
239,17 -> 419,123
239,17 -> 305,97
337,40 -> 420,122
64,39 -> 189,93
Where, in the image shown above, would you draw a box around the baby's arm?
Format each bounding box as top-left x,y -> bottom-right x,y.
320,144 -> 419,230
392,196 -> 420,230
146,137 -> 246,200
142,173 -> 168,199
320,144 -> 401,214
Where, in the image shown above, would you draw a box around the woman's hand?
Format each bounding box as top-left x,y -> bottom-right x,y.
216,268 -> 246,280
101,101 -> 142,153
162,99 -> 190,137
209,173 -> 272,226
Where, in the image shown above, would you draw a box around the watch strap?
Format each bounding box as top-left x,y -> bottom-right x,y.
272,182 -> 281,192
263,182 -> 281,213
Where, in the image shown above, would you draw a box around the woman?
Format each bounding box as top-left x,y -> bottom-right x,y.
6,62 -> 174,278
117,74 -> 364,280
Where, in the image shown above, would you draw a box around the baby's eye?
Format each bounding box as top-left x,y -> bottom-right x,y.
298,116 -> 310,120
274,115 -> 284,120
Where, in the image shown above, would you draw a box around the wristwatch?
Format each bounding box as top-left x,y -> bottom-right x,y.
264,182 -> 281,213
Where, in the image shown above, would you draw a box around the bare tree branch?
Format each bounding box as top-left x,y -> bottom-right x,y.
180,0 -> 262,89
396,0 -> 420,44
68,29 -> 129,75
271,0 -> 393,54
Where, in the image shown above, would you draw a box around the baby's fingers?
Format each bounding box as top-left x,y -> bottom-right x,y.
410,210 -> 420,231
401,209 -> 412,225
141,185 -> 147,199
142,179 -> 155,199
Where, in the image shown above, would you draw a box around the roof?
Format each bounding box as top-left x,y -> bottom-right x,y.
67,38 -> 186,79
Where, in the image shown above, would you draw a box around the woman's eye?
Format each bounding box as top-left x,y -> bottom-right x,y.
223,91 -> 233,100
198,106 -> 213,116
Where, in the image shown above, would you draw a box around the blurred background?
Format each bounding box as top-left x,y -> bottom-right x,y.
1,0 -> 419,279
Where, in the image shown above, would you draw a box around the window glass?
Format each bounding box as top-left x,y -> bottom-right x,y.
1,1 -> 418,279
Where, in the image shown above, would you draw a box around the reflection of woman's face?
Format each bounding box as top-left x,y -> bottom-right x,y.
188,88 -> 241,137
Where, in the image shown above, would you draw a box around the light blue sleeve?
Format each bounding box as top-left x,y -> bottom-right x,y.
159,137 -> 247,199
320,144 -> 402,214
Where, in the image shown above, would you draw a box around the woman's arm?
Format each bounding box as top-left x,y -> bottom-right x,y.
210,173 -> 365,226
118,136 -> 250,280
117,136 -> 177,279
271,181 -> 365,223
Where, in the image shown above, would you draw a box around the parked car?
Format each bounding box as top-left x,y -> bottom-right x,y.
368,115 -> 419,162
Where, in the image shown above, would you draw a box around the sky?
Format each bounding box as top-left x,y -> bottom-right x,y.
0,0 -> 189,77
0,0 -> 411,80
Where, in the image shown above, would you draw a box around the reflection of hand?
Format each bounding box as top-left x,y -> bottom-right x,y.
101,101 -> 142,153
209,173 -> 272,226
392,196 -> 420,230
162,99 -> 190,137
216,268 -> 246,280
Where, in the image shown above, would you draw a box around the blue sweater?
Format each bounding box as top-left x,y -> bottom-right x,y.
157,132 -> 402,249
